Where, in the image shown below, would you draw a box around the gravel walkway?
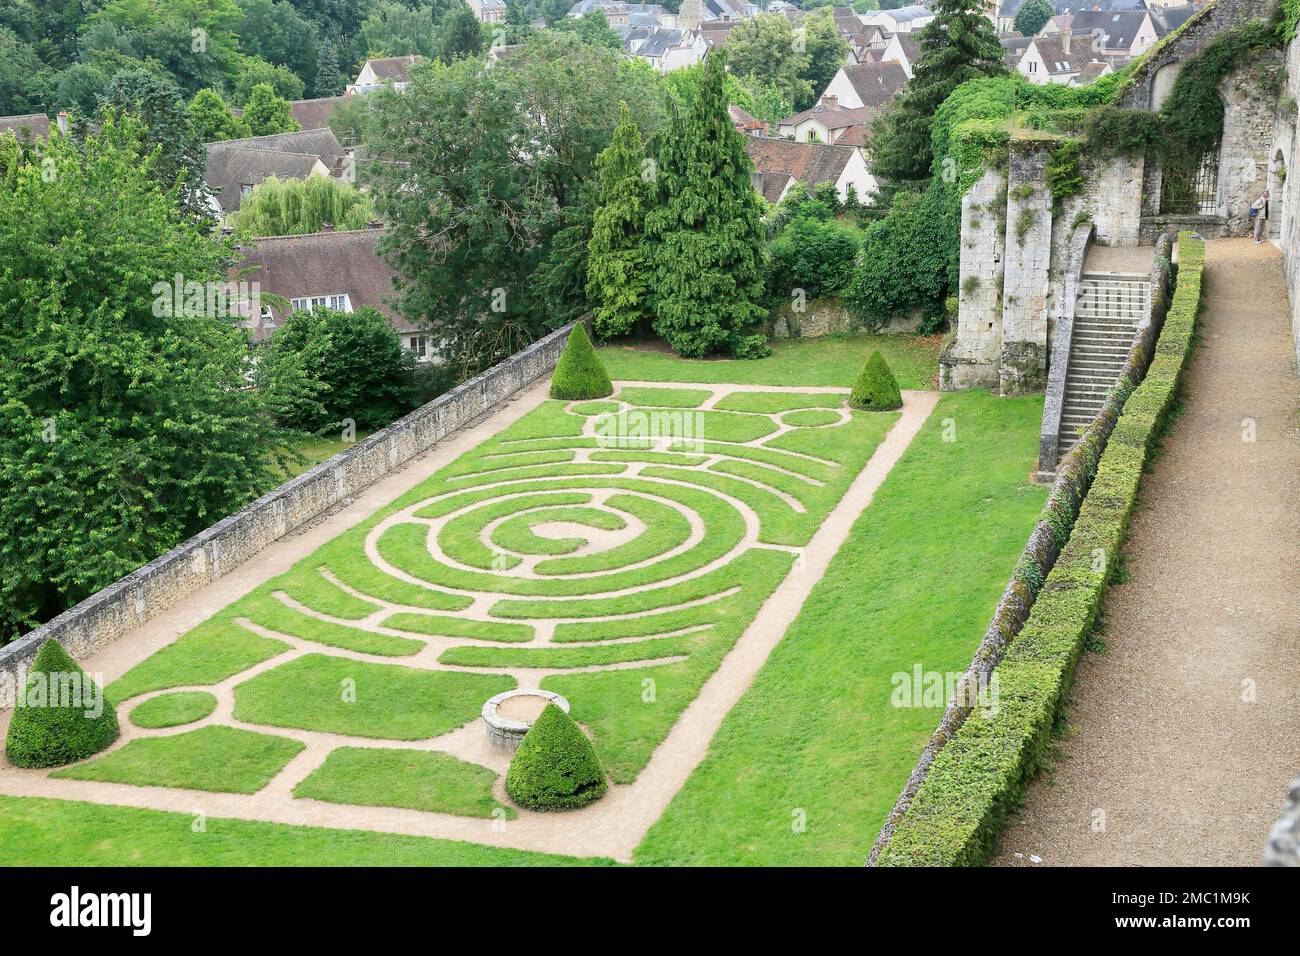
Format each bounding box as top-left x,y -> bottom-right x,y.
994,237 -> 1300,867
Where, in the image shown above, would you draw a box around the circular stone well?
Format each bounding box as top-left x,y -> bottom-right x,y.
483,689 -> 570,751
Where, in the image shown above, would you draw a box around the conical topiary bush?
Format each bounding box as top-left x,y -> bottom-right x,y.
6,640 -> 119,768
549,323 -> 613,401
849,349 -> 902,411
505,704 -> 608,811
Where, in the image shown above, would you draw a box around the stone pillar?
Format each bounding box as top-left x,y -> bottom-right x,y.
999,140 -> 1054,396
939,168 -> 1005,391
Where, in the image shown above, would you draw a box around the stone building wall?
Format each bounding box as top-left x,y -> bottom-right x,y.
0,320 -> 582,707
1217,52 -> 1285,232
1000,142 -> 1055,395
939,168 -> 1005,390
1083,155 -> 1144,247
1120,0 -> 1279,111
1275,35 -> 1300,369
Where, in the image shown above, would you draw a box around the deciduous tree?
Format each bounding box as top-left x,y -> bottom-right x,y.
243,81 -> 300,134
0,117 -> 293,640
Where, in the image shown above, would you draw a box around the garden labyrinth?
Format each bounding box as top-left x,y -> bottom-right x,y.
7,381 -> 938,860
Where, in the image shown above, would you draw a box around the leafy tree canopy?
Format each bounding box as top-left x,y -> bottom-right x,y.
365,31 -> 664,376
1013,0 -> 1055,37
0,116 -> 294,639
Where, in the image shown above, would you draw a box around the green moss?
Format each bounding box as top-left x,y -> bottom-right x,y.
505,704 -> 608,811
849,350 -> 902,411
550,323 -> 613,400
5,640 -> 120,769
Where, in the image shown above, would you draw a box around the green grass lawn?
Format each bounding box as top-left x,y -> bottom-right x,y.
10,350 -> 1053,866
129,691 -> 217,729
599,333 -> 942,390
634,390 -> 1047,865
295,748 -> 514,819
0,796 -> 609,866
232,655 -> 513,740
53,726 -> 304,794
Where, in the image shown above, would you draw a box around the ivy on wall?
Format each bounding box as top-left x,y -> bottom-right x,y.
1084,20 -> 1277,176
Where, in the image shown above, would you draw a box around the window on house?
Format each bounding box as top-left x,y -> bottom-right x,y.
290,294 -> 353,313
1027,60 -> 1037,73
240,184 -> 254,197
408,335 -> 427,358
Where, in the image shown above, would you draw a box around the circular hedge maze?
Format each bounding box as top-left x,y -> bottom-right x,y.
61,384 -> 901,829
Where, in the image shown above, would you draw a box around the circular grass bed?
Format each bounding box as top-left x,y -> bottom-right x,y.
782,409 -> 841,428
130,691 -> 218,729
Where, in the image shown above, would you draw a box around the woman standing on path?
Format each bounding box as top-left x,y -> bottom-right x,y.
1251,189 -> 1270,242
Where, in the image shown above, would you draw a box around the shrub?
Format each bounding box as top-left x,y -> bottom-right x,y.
849,350 -> 902,410
550,323 -> 613,400
764,214 -> 861,303
733,333 -> 772,359
844,189 -> 950,327
505,704 -> 608,810
256,306 -> 418,432
6,640 -> 120,768
876,234 -> 1205,866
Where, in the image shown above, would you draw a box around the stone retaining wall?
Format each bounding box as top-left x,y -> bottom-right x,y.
0,321 -> 581,707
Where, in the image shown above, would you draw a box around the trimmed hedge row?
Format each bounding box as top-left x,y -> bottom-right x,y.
876,233 -> 1204,866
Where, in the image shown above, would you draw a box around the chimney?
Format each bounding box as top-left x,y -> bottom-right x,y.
821,94 -> 838,109
56,111 -> 69,136
1062,30 -> 1071,54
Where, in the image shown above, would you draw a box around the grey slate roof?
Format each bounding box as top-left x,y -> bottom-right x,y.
638,27 -> 684,58
1069,9 -> 1149,49
1150,3 -> 1197,37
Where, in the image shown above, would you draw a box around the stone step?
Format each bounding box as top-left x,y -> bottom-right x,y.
1074,316 -> 1141,328
1075,308 -> 1145,320
1074,331 -> 1138,342
1066,373 -> 1122,388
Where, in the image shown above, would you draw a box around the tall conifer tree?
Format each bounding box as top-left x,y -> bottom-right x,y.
647,51 -> 766,358
586,105 -> 652,339
871,0 -> 1004,184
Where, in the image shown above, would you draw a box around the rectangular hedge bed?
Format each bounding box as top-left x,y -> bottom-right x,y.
876,233 -> 1206,866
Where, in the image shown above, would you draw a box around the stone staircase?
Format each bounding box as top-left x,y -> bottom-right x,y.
1058,272 -> 1150,453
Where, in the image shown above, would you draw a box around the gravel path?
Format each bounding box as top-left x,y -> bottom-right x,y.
995,237 -> 1300,867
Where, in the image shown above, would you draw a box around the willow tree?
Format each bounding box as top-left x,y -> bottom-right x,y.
231,175 -> 376,238
646,51 -> 767,358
